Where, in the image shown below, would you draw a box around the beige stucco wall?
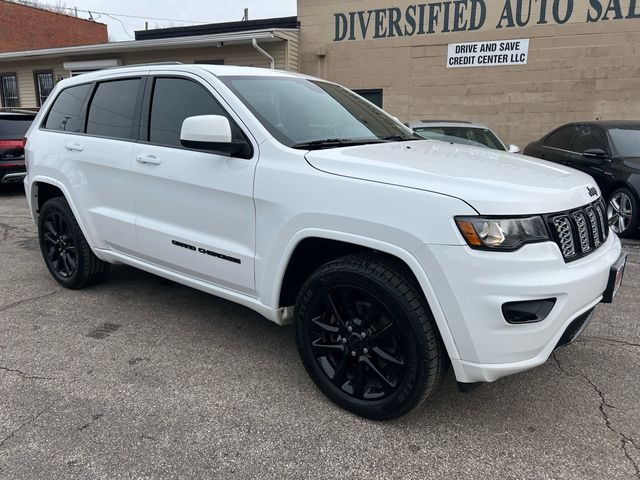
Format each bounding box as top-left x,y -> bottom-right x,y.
298,0 -> 640,147
0,31 -> 298,108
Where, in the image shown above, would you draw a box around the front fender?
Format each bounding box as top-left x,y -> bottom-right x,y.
269,228 -> 462,362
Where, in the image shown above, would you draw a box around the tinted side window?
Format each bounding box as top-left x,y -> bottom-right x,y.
44,84 -> 92,132
87,79 -> 140,140
149,77 -> 238,147
544,126 -> 575,150
572,125 -> 607,154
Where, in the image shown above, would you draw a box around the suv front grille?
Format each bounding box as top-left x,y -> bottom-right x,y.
547,198 -> 609,262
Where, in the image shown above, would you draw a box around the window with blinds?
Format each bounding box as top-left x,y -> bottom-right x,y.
34,70 -> 55,107
0,73 -> 19,108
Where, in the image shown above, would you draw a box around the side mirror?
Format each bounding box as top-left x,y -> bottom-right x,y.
582,148 -> 608,160
180,115 -> 250,157
508,144 -> 521,154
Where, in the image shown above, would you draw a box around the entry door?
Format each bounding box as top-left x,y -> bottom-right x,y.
54,78 -> 142,252
569,124 -> 612,188
131,75 -> 257,295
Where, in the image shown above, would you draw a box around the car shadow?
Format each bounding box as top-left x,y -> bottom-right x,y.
89,264 -> 572,425
0,183 -> 26,197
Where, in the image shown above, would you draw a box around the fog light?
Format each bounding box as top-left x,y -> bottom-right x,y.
502,298 -> 556,324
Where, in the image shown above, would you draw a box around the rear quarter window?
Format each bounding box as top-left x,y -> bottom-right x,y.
544,126 -> 575,150
44,83 -> 92,133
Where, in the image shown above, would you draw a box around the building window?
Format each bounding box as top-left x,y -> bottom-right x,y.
0,73 -> 20,107
33,70 -> 55,107
353,89 -> 383,108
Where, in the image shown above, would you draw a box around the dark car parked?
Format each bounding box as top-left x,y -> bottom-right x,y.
524,121 -> 640,237
0,109 -> 37,187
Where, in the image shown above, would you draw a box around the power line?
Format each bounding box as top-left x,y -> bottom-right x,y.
13,1 -> 211,25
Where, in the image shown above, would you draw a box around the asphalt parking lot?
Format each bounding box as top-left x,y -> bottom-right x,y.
0,184 -> 638,480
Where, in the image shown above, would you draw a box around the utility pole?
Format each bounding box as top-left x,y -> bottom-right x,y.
242,8 -> 249,21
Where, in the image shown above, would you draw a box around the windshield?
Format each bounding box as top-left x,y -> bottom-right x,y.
219,76 -> 416,149
608,127 -> 640,157
413,126 -> 505,151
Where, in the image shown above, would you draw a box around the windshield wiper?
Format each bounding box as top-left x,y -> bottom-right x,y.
291,138 -> 385,150
379,135 -> 422,142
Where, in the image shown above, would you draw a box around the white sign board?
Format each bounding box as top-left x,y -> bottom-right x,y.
447,39 -> 529,68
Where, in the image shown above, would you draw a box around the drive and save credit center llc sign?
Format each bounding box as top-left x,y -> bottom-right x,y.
447,38 -> 529,67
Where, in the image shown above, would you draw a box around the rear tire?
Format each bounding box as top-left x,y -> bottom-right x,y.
607,187 -> 638,238
38,197 -> 110,289
294,254 -> 446,420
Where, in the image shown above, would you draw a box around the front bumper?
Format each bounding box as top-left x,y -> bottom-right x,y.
415,233 -> 622,383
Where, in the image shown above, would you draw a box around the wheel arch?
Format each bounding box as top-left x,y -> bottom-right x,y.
272,229 -> 461,361
607,180 -> 639,200
29,177 -> 94,247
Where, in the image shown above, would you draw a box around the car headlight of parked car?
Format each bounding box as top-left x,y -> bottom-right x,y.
456,216 -> 549,250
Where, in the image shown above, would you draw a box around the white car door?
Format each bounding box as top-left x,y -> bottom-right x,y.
130,73 -> 257,295
53,76 -> 143,252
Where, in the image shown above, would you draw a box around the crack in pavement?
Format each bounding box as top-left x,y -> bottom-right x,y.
553,352 -> 640,478
578,335 -> 640,350
0,366 -> 52,381
0,290 -> 61,314
0,403 -> 55,449
0,223 -> 17,243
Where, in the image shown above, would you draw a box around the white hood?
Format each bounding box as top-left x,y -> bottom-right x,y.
305,140 -> 601,215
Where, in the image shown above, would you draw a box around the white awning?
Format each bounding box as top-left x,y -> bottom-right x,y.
63,59 -> 123,71
0,29 -> 293,61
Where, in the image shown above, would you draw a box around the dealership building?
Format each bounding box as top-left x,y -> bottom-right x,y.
1,0 -> 639,146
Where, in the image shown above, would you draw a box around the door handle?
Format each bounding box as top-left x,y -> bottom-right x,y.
136,154 -> 161,165
65,142 -> 84,152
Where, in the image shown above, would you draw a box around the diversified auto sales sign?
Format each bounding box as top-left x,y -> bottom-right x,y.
447,38 -> 529,67
333,0 -> 640,41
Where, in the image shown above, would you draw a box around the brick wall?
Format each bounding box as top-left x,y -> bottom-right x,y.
0,0 -> 107,53
298,0 -> 640,148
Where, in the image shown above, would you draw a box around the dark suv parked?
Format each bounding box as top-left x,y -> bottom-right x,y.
0,109 -> 37,186
524,121 -> 640,237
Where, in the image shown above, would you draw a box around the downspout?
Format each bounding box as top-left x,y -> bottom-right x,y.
252,38 -> 275,69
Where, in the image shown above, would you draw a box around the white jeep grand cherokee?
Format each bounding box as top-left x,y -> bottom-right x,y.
24,65 -> 626,419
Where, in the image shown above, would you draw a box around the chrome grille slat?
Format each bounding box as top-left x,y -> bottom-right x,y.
594,201 -> 607,242
553,216 -> 576,258
586,207 -> 601,248
572,211 -> 591,254
548,199 -> 608,263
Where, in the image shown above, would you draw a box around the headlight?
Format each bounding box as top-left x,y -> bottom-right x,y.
455,216 -> 549,250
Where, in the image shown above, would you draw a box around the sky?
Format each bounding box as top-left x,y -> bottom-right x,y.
46,0 -> 297,41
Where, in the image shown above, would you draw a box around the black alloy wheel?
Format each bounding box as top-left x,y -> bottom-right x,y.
38,196 -> 110,289
306,285 -> 408,401
295,254 -> 446,420
42,210 -> 77,279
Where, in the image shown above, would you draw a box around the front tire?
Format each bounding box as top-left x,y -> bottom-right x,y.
607,188 -> 638,238
38,197 -> 110,289
294,254 -> 446,420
